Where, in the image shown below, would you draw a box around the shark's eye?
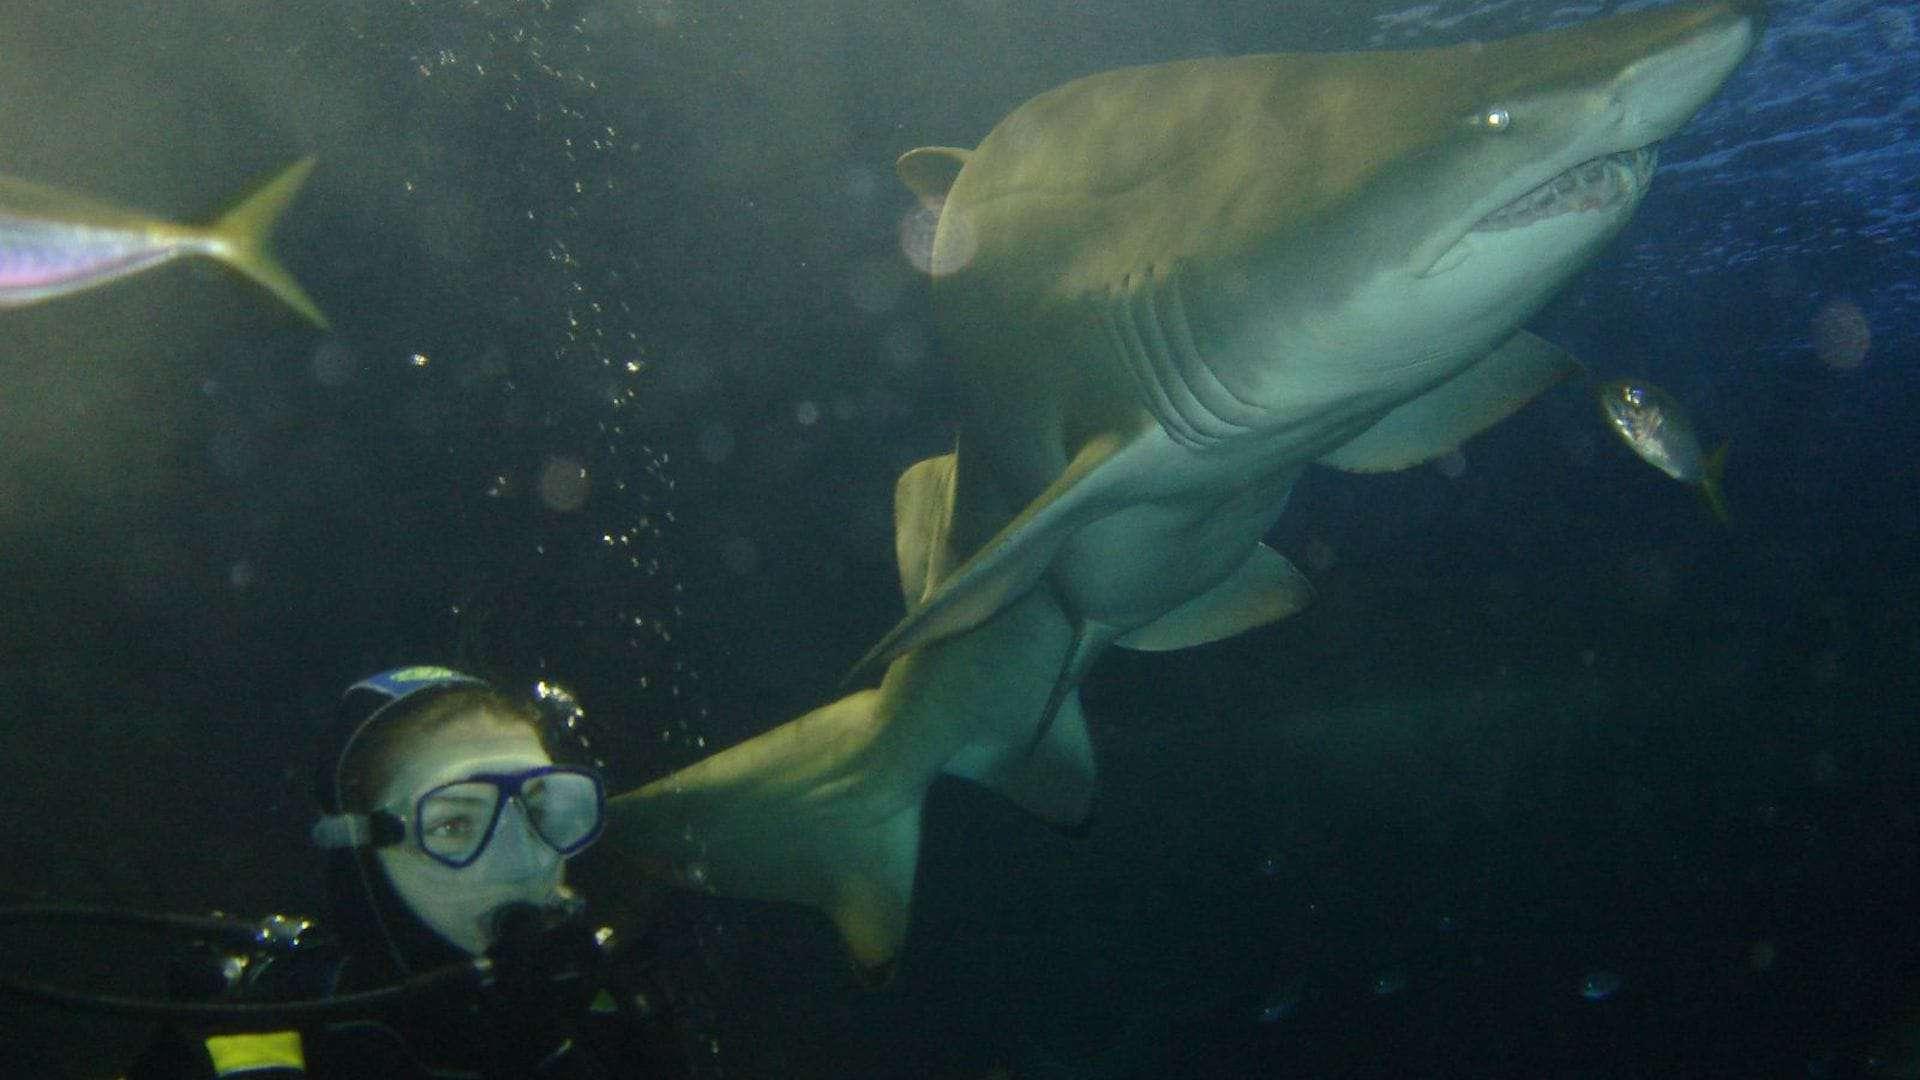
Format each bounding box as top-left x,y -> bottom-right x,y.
1478,107 -> 1512,131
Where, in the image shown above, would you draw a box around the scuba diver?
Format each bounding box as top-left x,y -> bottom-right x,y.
120,664 -> 696,1079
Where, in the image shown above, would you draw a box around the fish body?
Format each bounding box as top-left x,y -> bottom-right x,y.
0,159 -> 326,327
1597,378 -> 1729,520
603,1 -> 1761,974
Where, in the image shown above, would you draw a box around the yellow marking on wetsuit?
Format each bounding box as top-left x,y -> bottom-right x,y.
205,1031 -> 305,1075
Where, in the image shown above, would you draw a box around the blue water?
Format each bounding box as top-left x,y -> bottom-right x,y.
0,1 -> 1914,1078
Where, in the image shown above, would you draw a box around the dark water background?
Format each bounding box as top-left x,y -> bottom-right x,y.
0,0 -> 1914,1076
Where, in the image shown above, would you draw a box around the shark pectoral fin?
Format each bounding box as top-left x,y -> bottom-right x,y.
849,430 -> 1135,681
1117,544 -> 1314,651
893,452 -> 958,606
945,687 -> 1096,828
896,146 -> 972,209
600,690 -> 923,976
1317,331 -> 1579,473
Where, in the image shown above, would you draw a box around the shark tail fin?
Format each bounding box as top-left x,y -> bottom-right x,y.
1699,440 -> 1730,524
203,157 -> 329,328
599,689 -> 921,979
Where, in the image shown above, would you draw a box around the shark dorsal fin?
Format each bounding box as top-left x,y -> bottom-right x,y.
892,452 -> 958,606
895,146 -> 972,208
1318,331 -> 1579,473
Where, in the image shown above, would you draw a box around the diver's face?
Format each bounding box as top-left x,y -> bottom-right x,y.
373,715 -> 565,956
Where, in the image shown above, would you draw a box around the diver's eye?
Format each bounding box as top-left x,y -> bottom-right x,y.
425,814 -> 476,838
1478,107 -> 1511,131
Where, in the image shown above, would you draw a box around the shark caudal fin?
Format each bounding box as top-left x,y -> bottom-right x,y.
600,689 -> 923,979
203,157 -> 329,328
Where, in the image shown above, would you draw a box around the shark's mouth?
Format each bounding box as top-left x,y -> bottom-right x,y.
1474,146 -> 1659,232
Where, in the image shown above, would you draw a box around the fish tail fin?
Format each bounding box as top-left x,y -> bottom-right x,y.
205,157 -> 329,328
599,689 -> 921,982
1700,440 -> 1731,524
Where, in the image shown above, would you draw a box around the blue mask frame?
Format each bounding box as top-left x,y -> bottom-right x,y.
405,764 -> 606,869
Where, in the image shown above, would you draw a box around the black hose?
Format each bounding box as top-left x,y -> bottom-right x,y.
0,904 -> 275,944
0,904 -> 492,1028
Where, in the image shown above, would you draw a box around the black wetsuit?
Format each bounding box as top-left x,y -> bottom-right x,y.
125,905 -> 694,1080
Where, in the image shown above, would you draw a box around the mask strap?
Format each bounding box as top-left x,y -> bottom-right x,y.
310,811 -> 405,851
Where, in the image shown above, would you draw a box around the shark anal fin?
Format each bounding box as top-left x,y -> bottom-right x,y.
896,146 -> 972,209
1318,330 -> 1578,473
849,430 -> 1135,682
945,686 -> 1096,829
1116,543 -> 1313,651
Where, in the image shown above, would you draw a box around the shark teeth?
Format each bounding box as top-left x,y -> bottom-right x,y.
1474,146 -> 1658,232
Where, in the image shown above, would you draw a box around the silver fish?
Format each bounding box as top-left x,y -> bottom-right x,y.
0,158 -> 326,327
1597,378 -> 1729,521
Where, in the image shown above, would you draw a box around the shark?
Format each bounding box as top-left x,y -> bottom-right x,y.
600,0 -> 1761,975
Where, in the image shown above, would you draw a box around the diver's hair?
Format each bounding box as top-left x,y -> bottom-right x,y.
336,686 -> 544,813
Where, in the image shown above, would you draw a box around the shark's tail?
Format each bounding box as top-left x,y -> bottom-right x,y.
596,593 -> 1100,978
599,689 -> 922,978
203,157 -> 329,328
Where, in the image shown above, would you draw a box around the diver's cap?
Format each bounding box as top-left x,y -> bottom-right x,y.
343,666 -> 489,724
313,665 -> 489,818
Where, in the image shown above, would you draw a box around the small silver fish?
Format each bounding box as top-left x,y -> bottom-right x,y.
0,158 -> 326,327
1596,378 -> 1728,522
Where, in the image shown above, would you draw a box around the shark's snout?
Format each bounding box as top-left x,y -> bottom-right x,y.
1610,2 -> 1760,148
1421,1 -> 1758,280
